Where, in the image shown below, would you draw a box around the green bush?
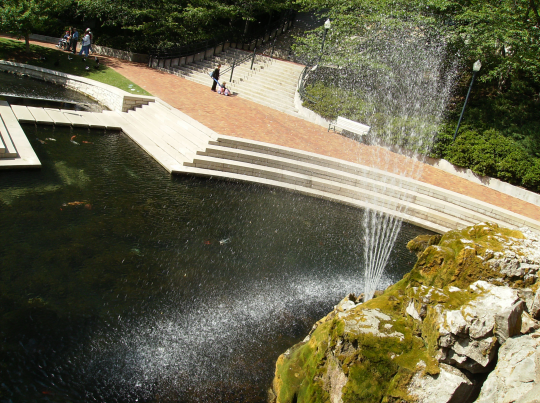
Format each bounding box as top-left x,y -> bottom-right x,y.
445,128 -> 538,190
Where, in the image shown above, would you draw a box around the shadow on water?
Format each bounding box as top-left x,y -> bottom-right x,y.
0,113 -> 433,402
0,71 -> 104,112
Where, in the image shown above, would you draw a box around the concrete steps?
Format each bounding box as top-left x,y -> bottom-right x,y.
177,134 -> 540,235
162,49 -> 305,116
6,98 -> 539,236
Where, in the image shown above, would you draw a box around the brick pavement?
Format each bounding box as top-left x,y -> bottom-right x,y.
5,36 -> 540,222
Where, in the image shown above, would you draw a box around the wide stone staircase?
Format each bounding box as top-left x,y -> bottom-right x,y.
5,99 -> 539,235
162,48 -> 305,117
178,132 -> 540,235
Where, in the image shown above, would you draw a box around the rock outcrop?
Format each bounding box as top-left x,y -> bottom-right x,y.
269,223 -> 540,403
476,332 -> 540,403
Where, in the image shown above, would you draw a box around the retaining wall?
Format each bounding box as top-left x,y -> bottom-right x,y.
0,61 -> 154,112
28,34 -> 149,64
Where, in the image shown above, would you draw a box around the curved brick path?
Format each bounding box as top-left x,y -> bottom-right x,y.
7,37 -> 540,222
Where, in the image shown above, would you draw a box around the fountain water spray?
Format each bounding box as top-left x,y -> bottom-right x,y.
357,23 -> 457,300
300,19 -> 458,300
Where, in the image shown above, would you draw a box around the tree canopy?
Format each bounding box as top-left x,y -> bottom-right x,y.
0,0 -> 71,51
296,0 -> 540,191
295,0 -> 540,85
75,0 -> 295,51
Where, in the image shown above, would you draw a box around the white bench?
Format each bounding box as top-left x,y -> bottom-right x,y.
329,116 -> 370,142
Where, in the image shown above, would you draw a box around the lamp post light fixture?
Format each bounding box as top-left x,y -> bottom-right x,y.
453,60 -> 482,141
318,18 -> 331,65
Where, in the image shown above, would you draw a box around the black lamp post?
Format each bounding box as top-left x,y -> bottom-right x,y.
318,19 -> 331,65
453,60 -> 482,141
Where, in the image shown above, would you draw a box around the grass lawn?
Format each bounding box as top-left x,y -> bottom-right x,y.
0,37 -> 152,96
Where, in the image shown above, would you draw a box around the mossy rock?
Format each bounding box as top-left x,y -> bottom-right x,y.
270,223 -> 531,403
406,234 -> 442,257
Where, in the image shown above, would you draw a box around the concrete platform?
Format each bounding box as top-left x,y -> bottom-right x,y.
44,108 -> 72,126
28,106 -> 54,125
0,101 -> 40,168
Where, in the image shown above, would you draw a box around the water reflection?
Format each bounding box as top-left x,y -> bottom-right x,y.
0,71 -> 103,112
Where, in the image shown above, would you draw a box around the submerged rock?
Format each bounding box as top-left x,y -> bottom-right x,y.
269,223 -> 540,403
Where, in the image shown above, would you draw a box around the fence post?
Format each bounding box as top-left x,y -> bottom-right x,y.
229,59 -> 236,82
250,48 -> 257,70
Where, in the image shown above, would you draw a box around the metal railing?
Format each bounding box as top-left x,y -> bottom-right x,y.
148,10 -> 296,66
297,65 -> 319,104
219,37 -> 279,83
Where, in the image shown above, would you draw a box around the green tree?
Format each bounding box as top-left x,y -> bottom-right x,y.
76,0 -> 295,51
0,0 -> 71,52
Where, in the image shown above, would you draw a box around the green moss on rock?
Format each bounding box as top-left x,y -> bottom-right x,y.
270,223 -> 532,403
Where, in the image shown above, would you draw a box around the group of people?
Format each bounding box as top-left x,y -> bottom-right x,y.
57,27 -> 93,57
210,64 -> 231,96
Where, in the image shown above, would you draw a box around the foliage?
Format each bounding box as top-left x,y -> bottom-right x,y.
293,0 -> 540,193
433,125 -> 540,191
75,0 -> 295,52
0,38 -> 151,95
0,0 -> 71,52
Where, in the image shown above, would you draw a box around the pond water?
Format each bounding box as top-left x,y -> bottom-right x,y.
0,72 -> 103,112
0,84 -> 433,402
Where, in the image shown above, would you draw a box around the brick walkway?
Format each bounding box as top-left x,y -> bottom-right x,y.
6,36 -> 540,222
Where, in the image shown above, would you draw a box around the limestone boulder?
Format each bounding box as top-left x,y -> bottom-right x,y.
531,288 -> 540,320
475,331 -> 540,403
521,311 -> 540,334
435,281 -> 523,373
408,362 -> 475,403
486,226 -> 540,285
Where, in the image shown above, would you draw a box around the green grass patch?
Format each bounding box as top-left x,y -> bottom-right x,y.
0,37 -> 151,96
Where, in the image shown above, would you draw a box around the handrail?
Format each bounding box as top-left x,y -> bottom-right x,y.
207,35 -> 278,83
149,10 -> 295,62
298,65 -> 319,104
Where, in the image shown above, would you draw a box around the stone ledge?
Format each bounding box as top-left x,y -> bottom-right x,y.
28,34 -> 149,64
0,60 -> 155,112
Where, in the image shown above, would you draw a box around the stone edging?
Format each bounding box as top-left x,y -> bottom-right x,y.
28,34 -> 149,64
0,60 -> 155,112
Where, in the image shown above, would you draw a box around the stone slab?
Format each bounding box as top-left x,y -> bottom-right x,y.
0,106 -> 19,157
0,101 -> 40,168
139,104 -> 208,150
44,108 -> 72,126
126,109 -> 195,163
11,105 -> 36,124
61,110 -> 89,127
0,115 -> 17,157
98,111 -> 124,130
27,107 -> 54,125
110,111 -> 185,172
77,111 -> 108,129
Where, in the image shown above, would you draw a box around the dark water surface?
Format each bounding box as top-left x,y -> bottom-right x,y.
0,121 -> 432,402
0,72 -> 103,112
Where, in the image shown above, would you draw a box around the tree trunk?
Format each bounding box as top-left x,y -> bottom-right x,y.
25,32 -> 30,53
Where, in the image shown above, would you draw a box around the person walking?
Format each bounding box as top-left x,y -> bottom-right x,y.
79,29 -> 91,57
87,29 -> 94,54
70,28 -> 79,54
211,64 -> 221,92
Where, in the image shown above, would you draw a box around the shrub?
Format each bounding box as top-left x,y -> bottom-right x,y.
447,128 -> 536,188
